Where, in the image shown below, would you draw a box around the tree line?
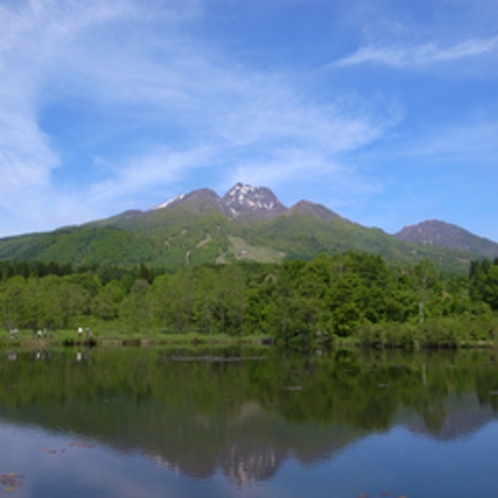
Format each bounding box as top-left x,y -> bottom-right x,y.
1,252 -> 497,345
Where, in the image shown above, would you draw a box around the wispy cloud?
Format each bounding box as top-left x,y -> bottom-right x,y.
358,120 -> 498,164
331,36 -> 498,68
0,0 -> 142,230
0,0 -> 388,235
221,147 -> 383,210
88,145 -> 215,205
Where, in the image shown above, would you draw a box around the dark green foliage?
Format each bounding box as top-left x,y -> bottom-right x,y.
0,251 -> 497,347
0,259 -> 73,280
470,259 -> 498,310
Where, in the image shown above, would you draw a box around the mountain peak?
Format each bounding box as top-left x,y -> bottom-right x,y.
394,220 -> 498,258
226,182 -> 255,196
150,188 -> 222,213
149,184 -> 286,220
151,193 -> 187,211
288,200 -> 343,223
222,183 -> 286,219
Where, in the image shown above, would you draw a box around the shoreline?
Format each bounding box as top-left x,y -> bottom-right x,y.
1,334 -> 497,350
0,333 -> 272,350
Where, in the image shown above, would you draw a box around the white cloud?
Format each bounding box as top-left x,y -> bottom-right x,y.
221,147 -> 382,207
331,37 -> 498,68
88,145 -> 215,205
0,0 -> 390,236
0,0 -> 141,230
222,148 -> 341,190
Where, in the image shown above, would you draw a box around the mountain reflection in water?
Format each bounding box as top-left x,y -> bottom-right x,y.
1,347 -> 498,495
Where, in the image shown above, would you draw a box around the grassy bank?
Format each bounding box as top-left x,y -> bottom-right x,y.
2,315 -> 498,350
356,315 -> 498,349
0,328 -> 272,348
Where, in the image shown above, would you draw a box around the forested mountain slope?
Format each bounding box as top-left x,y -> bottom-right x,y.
395,220 -> 498,259
0,184 -> 492,273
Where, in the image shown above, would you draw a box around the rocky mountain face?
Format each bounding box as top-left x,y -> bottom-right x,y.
151,182 -> 337,222
221,183 -> 287,220
394,220 -> 498,259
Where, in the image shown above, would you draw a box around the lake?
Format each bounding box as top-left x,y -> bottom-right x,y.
1,346 -> 498,497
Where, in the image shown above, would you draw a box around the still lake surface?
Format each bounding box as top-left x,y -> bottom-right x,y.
1,346 -> 498,497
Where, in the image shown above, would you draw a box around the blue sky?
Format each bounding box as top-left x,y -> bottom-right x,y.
1,0 -> 497,241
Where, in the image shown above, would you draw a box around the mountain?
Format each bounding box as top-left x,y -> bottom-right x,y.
394,220 -> 498,259
287,200 -> 344,223
103,182 -> 341,232
221,183 -> 287,220
147,182 -> 289,221
151,188 -> 224,215
0,183 -> 493,272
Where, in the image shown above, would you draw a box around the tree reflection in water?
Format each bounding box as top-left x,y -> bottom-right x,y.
1,347 -> 498,486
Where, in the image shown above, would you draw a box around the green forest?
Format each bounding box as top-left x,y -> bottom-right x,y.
1,251 -> 498,348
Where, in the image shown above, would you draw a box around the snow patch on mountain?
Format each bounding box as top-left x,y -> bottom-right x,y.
222,183 -> 284,218
151,183 -> 287,220
151,193 -> 186,211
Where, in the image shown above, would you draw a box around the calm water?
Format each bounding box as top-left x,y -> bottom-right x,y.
1,346 -> 498,497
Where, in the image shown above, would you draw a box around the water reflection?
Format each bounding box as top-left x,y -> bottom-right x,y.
1,347 -> 498,496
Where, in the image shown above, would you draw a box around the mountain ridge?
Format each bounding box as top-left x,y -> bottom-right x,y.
394,219 -> 498,259
107,182 -> 345,226
0,183 -> 496,272
140,182 -> 344,223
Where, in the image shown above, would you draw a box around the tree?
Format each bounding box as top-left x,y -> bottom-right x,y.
411,259 -> 440,323
0,276 -> 25,330
120,278 -> 152,331
93,281 -> 125,321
